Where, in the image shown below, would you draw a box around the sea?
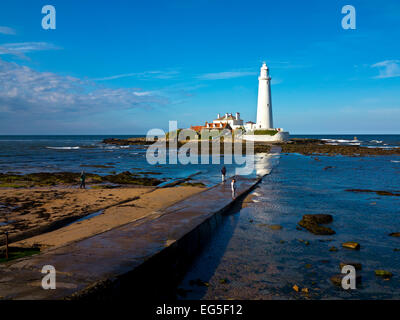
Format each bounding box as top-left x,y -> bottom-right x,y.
1,134 -> 400,299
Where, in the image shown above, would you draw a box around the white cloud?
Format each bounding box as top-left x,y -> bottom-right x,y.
94,70 -> 179,81
133,91 -> 153,96
0,59 -> 167,116
0,42 -> 61,59
197,71 -> 256,80
371,60 -> 400,79
0,26 -> 16,35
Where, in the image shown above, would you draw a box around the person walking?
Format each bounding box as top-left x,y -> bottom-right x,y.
80,170 -> 86,189
231,178 -> 236,199
221,166 -> 227,183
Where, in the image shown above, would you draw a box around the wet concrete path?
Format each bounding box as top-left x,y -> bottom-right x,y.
0,147 -> 280,300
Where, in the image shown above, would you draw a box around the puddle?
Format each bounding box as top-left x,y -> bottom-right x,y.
0,220 -> 15,226
65,210 -> 104,227
157,171 -> 202,188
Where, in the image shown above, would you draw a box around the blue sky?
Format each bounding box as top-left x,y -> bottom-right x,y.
0,0 -> 399,134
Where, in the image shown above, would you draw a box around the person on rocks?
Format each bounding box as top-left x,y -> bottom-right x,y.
80,170 -> 86,189
231,178 -> 237,199
221,166 -> 227,183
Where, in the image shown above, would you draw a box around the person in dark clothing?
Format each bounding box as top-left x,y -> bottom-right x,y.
80,171 -> 86,189
221,166 -> 227,182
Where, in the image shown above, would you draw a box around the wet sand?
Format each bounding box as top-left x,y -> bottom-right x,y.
0,186 -> 206,249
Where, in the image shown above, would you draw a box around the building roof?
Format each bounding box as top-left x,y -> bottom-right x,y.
205,122 -> 232,131
246,121 -> 255,124
190,125 -> 205,133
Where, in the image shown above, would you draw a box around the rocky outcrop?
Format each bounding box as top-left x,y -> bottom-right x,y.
340,262 -> 362,270
102,137 -> 151,146
375,270 -> 393,278
330,274 -> 362,287
280,139 -> 400,156
0,171 -> 163,188
342,242 -> 360,250
346,189 -> 400,197
298,214 -> 335,235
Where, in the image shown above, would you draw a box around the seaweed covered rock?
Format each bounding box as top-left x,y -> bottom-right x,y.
342,242 -> 360,250
102,137 -> 151,145
389,232 -> 400,237
298,214 -> 335,235
330,274 -> 362,287
0,172 -> 102,187
375,270 -> 393,278
102,171 -> 162,186
340,262 -> 362,271
281,139 -> 400,156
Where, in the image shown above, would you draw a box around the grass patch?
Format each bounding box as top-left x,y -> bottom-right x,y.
0,183 -> 24,188
0,247 -> 40,263
253,129 -> 278,136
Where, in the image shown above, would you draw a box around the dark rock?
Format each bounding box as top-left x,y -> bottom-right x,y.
330,274 -> 362,287
102,171 -> 161,186
340,262 -> 362,271
301,214 -> 333,224
189,279 -> 210,287
375,270 -> 393,278
342,242 -> 360,250
102,137 -> 151,146
298,239 -> 310,245
298,214 -> 335,235
268,224 -> 282,230
346,189 -> 400,197
280,139 -> 400,156
389,232 -> 400,237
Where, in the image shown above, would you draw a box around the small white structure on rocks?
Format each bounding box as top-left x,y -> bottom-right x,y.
244,121 -> 256,131
211,112 -> 243,130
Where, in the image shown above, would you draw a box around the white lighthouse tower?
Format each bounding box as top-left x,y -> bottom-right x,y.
256,62 -> 273,129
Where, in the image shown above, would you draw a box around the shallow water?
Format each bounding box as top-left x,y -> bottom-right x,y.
0,135 -> 248,186
178,153 -> 400,300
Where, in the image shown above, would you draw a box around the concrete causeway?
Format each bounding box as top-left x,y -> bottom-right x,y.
0,147 -> 280,300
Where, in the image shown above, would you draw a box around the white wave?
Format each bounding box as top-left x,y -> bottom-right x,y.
367,146 -> 399,149
322,139 -> 360,143
46,146 -> 80,150
371,140 -> 383,143
391,160 -> 400,163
